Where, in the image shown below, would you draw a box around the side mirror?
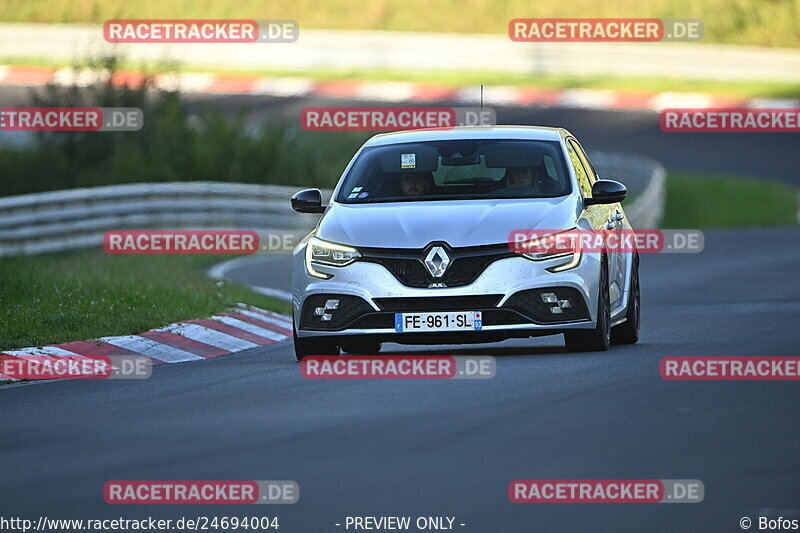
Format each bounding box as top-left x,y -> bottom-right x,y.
291,188 -> 326,214
584,179 -> 627,206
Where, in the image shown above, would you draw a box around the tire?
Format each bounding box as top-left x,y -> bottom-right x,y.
564,258 -> 611,352
339,339 -> 382,355
293,322 -> 339,361
611,255 -> 640,345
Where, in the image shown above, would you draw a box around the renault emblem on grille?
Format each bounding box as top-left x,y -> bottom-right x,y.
424,246 -> 451,278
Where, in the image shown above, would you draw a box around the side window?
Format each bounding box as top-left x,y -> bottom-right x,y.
566,141 -> 593,198
571,140 -> 599,183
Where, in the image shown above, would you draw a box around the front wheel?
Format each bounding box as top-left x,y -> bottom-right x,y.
564,258 -> 611,352
293,323 -> 339,361
611,255 -> 640,345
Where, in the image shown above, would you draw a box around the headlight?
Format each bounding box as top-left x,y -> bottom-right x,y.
516,229 -> 583,272
305,237 -> 360,279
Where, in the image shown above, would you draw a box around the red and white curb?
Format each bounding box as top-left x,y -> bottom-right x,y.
1,65 -> 798,112
0,303 -> 291,383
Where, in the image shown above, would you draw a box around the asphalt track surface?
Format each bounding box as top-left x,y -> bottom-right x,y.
2,87 -> 800,532
3,227 -> 800,532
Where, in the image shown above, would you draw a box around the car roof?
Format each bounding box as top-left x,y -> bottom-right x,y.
363,125 -> 569,147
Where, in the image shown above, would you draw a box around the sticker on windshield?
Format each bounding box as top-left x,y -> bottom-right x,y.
348,192 -> 358,199
352,186 -> 363,192
357,191 -> 369,198
401,153 -> 416,169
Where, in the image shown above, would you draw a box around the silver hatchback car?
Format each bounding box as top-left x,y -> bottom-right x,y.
290,126 -> 640,360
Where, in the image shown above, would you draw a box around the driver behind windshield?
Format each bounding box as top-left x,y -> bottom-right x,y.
400,171 -> 433,196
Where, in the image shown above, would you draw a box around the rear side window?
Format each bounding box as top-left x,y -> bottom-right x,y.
566,140 -> 593,198
569,139 -> 599,183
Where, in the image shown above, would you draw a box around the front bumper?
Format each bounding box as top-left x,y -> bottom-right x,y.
292,246 -> 601,343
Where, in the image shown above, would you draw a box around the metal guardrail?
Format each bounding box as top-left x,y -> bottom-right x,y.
0,152 -> 666,257
0,182 -> 322,256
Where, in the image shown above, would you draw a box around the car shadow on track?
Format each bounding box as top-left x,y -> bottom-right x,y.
377,342 -> 573,358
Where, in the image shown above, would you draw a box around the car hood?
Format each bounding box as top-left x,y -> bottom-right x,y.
315,197 -> 577,249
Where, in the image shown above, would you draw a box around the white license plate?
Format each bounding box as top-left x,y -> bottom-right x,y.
394,311 -> 482,332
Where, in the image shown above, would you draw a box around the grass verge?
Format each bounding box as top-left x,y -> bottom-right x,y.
1,0 -> 798,47
661,172 -> 798,228
0,250 -> 291,352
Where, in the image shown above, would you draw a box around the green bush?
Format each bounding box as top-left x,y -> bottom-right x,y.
661,172 -> 798,228
0,56 -> 371,196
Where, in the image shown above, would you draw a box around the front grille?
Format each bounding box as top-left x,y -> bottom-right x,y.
300,294 -> 374,330
350,314 -> 395,329
361,243 -> 514,288
373,295 -> 502,312
367,258 -> 435,288
503,287 -> 590,323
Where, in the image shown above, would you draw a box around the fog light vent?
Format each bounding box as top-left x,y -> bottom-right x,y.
301,294 -> 374,331
504,287 -> 590,324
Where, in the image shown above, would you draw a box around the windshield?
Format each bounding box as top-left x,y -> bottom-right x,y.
336,139 -> 571,203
